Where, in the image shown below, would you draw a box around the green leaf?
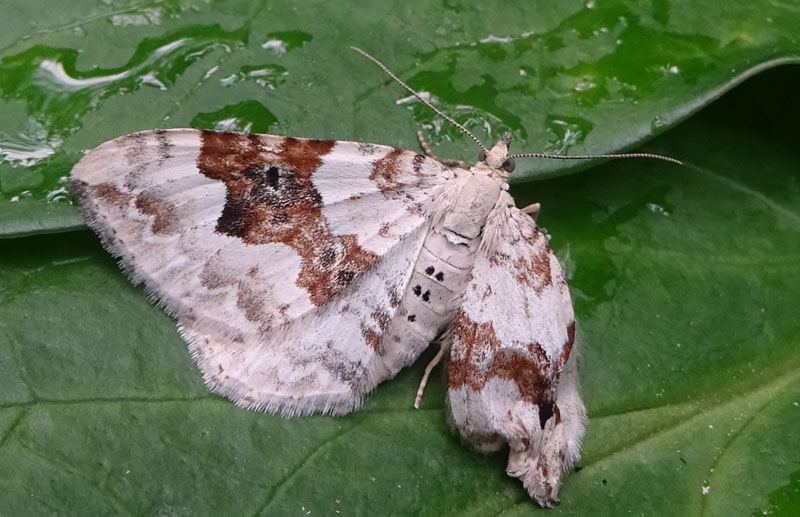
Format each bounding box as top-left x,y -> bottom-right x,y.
1,0 -> 800,235
2,61 -> 799,517
1,1 -> 799,514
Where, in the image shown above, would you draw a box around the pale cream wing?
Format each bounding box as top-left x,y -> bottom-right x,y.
72,129 -> 452,416
447,192 -> 586,507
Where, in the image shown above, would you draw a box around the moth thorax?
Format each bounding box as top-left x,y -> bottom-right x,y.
440,174 -> 502,245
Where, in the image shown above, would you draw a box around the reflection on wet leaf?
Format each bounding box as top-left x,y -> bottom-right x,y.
219,64 -> 288,89
543,115 -> 595,154
0,120 -> 60,167
260,30 -> 312,55
0,25 -> 248,138
191,100 -> 277,134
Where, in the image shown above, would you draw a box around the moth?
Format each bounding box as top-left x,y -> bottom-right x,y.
70,47 -> 679,507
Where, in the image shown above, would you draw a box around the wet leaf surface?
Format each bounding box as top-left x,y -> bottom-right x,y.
1,1 -> 799,515
2,0 -> 799,235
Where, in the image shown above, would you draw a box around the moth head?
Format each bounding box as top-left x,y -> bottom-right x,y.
482,131 -> 515,173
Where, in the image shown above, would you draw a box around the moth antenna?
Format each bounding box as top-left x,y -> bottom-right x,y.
351,46 -> 488,152
509,151 -> 682,165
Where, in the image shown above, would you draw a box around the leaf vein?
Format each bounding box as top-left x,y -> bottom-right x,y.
0,406 -> 30,450
251,423 -> 361,517
691,164 -> 800,225
16,439 -> 135,517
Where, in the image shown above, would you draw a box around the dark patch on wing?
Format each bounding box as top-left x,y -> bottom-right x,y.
235,282 -> 275,330
412,153 -> 425,173
121,131 -> 148,175
449,310 -> 556,408
154,129 -> 172,164
134,190 -> 179,235
278,136 -> 335,176
357,143 -> 379,155
513,230 -> 553,295
370,147 -> 440,214
387,282 -> 402,308
86,182 -> 133,210
370,148 -> 405,192
197,131 -> 379,306
538,400 -> 554,429
317,341 -> 368,391
371,308 -> 391,332
359,306 -> 393,352
553,321 -> 576,374
361,324 -> 382,351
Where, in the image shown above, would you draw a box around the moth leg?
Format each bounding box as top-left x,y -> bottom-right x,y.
413,343 -> 447,409
521,202 -> 541,221
417,131 -> 469,169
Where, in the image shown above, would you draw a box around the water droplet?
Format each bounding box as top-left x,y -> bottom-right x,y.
0,119 -> 62,168
260,30 -> 312,54
203,65 -> 219,80
219,64 -> 287,89
479,34 -> 513,44
9,190 -> 33,203
43,175 -> 72,203
140,72 -> 167,90
651,116 -> 667,130
191,100 -> 277,134
544,115 -> 595,154
110,7 -> 163,27
574,79 -> 597,92
396,91 -> 435,105
261,40 -> 287,55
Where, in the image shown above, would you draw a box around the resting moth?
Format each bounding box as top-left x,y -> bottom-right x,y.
70,47 -> 679,507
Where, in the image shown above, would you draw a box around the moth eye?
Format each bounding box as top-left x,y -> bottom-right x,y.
502,158 -> 516,173
478,150 -> 487,162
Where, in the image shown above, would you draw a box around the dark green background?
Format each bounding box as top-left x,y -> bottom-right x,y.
1,1 -> 799,515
